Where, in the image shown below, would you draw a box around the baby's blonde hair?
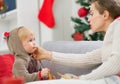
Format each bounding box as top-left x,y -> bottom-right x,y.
18,27 -> 34,42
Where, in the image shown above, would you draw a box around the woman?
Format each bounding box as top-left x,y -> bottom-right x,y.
34,0 -> 120,83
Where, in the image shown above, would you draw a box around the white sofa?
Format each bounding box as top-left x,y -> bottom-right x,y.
41,41 -> 103,79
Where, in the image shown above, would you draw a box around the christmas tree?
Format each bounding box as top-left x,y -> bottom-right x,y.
71,0 -> 104,41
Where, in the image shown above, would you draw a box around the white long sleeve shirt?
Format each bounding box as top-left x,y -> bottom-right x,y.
51,18 -> 120,80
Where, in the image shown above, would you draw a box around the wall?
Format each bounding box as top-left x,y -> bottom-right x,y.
17,0 -> 41,45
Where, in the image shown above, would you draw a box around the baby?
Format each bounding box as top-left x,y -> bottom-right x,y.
5,26 -> 54,82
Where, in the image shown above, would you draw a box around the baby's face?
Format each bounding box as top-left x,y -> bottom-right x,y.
22,34 -> 37,54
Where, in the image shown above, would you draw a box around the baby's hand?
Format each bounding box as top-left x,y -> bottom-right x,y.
41,68 -> 50,78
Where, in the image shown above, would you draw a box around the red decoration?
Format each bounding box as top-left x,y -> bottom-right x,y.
73,32 -> 84,41
38,0 -> 55,28
4,32 -> 10,37
78,7 -> 88,17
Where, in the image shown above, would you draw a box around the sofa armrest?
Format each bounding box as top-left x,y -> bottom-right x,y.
41,41 -> 103,78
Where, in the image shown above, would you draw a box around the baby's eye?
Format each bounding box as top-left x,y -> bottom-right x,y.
29,39 -> 32,42
29,38 -> 35,42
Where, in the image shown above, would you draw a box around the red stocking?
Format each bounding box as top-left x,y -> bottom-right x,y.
38,0 -> 55,28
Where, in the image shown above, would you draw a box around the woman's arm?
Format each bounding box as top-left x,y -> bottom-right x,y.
51,48 -> 102,68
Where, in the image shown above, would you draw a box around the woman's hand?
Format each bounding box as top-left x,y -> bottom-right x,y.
32,46 -> 52,60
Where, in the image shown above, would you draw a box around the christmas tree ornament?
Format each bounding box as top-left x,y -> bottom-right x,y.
72,32 -> 84,41
38,0 -> 55,28
78,7 -> 88,17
